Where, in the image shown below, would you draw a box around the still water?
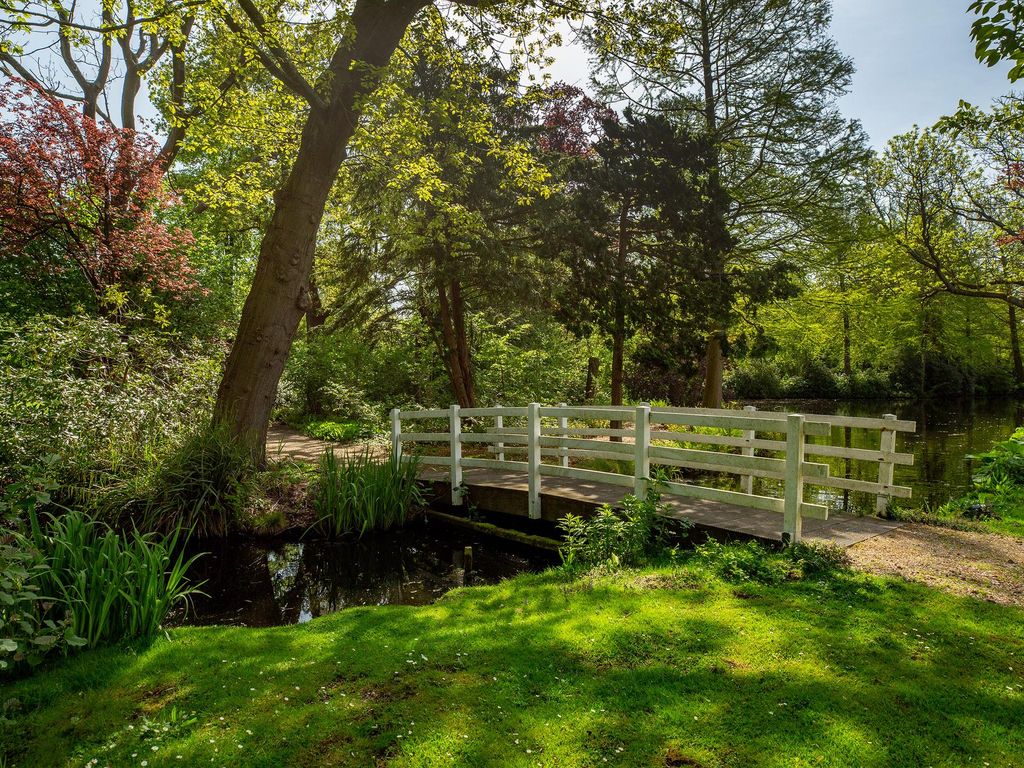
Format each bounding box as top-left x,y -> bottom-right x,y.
751,398 -> 1024,512
173,521 -> 552,628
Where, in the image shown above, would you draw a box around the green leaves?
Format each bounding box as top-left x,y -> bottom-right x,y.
970,0 -> 1024,81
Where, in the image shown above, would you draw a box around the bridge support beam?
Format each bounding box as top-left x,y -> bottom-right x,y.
390,408 -> 402,464
876,414 -> 897,514
450,404 -> 463,506
634,403 -> 650,498
740,405 -> 757,494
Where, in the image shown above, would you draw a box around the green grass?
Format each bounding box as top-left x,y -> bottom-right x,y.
891,486 -> 1024,538
2,560 -> 1022,767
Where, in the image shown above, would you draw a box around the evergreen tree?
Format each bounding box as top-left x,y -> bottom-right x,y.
587,0 -> 867,405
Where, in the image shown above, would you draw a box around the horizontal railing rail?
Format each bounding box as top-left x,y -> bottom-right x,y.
390,403 -> 915,541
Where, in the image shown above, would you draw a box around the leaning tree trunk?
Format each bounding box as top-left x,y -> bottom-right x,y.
213,1 -> 421,462
437,278 -> 475,408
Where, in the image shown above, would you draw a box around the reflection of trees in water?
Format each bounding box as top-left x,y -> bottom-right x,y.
751,398 -> 1024,512
180,527 -> 545,627
185,542 -> 285,626
266,532 -> 481,623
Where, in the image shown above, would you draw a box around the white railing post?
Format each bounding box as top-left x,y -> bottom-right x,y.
494,405 -> 504,463
449,404 -> 462,506
527,402 -> 541,519
783,413 -> 805,544
740,404 -> 757,494
390,408 -> 402,464
634,402 -> 650,498
876,413 -> 897,514
558,402 -> 569,468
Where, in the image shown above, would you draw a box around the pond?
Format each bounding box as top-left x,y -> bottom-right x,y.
172,519 -> 553,628
751,397 -> 1024,512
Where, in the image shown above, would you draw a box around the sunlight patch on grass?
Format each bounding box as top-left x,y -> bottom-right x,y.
2,562 -> 1023,767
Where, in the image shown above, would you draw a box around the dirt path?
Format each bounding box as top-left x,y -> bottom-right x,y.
265,425 -> 385,463
849,523 -> 1024,607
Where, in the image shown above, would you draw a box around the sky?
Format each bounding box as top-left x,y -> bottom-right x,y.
543,0 -> 1017,148
9,0 -> 1016,149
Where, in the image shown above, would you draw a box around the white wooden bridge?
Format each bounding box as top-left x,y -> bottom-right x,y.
390,404 -> 916,545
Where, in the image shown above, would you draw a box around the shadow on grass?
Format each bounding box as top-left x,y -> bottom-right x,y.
2,568 -> 1023,767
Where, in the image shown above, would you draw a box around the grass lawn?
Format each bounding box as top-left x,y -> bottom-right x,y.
2,559 -> 1023,767
895,486 -> 1024,539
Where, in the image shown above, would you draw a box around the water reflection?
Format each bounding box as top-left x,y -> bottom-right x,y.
174,521 -> 551,627
751,398 -> 1024,512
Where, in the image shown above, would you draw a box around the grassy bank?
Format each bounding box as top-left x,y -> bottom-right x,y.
2,560 -> 1022,767
893,486 -> 1024,538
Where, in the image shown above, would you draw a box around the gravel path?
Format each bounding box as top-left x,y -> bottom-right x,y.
265,425 -> 385,463
848,523 -> 1024,607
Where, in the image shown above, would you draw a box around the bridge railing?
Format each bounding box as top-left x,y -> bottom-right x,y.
390,404 -> 915,542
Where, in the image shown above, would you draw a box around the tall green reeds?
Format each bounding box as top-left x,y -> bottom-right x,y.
94,423 -> 253,536
312,451 -> 423,537
25,510 -> 203,647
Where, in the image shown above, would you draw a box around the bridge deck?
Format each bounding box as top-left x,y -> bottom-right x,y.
420,468 -> 903,548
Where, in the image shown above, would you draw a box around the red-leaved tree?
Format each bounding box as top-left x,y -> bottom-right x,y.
0,79 -> 198,315
536,83 -> 615,157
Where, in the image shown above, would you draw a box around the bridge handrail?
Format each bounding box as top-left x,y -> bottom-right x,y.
389,403 -> 915,541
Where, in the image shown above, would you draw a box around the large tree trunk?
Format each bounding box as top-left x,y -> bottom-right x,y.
611,325 -> 624,407
213,1 -> 420,461
701,332 -> 724,408
437,278 -> 475,408
1011,303 -> 1024,388
697,0 -> 728,409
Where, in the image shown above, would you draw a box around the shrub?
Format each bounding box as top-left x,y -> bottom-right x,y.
312,451 -> 423,537
130,424 -> 255,538
692,539 -> 848,584
970,427 -> 1024,490
724,359 -> 784,399
0,540 -> 84,672
303,419 -> 373,444
0,315 -> 221,488
836,369 -> 890,399
557,488 -> 688,571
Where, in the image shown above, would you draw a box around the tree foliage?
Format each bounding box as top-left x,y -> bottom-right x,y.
970,0 -> 1024,81
0,80 -> 199,318
549,108 -> 732,405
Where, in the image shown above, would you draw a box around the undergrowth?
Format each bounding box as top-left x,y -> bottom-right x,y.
892,428 -> 1024,538
692,538 -> 849,584
300,419 -> 373,444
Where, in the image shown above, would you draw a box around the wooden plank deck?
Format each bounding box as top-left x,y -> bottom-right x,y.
419,467 -> 903,548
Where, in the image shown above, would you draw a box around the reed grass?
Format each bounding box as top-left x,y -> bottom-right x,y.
134,423 -> 254,538
312,451 -> 423,537
25,510 -> 203,648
